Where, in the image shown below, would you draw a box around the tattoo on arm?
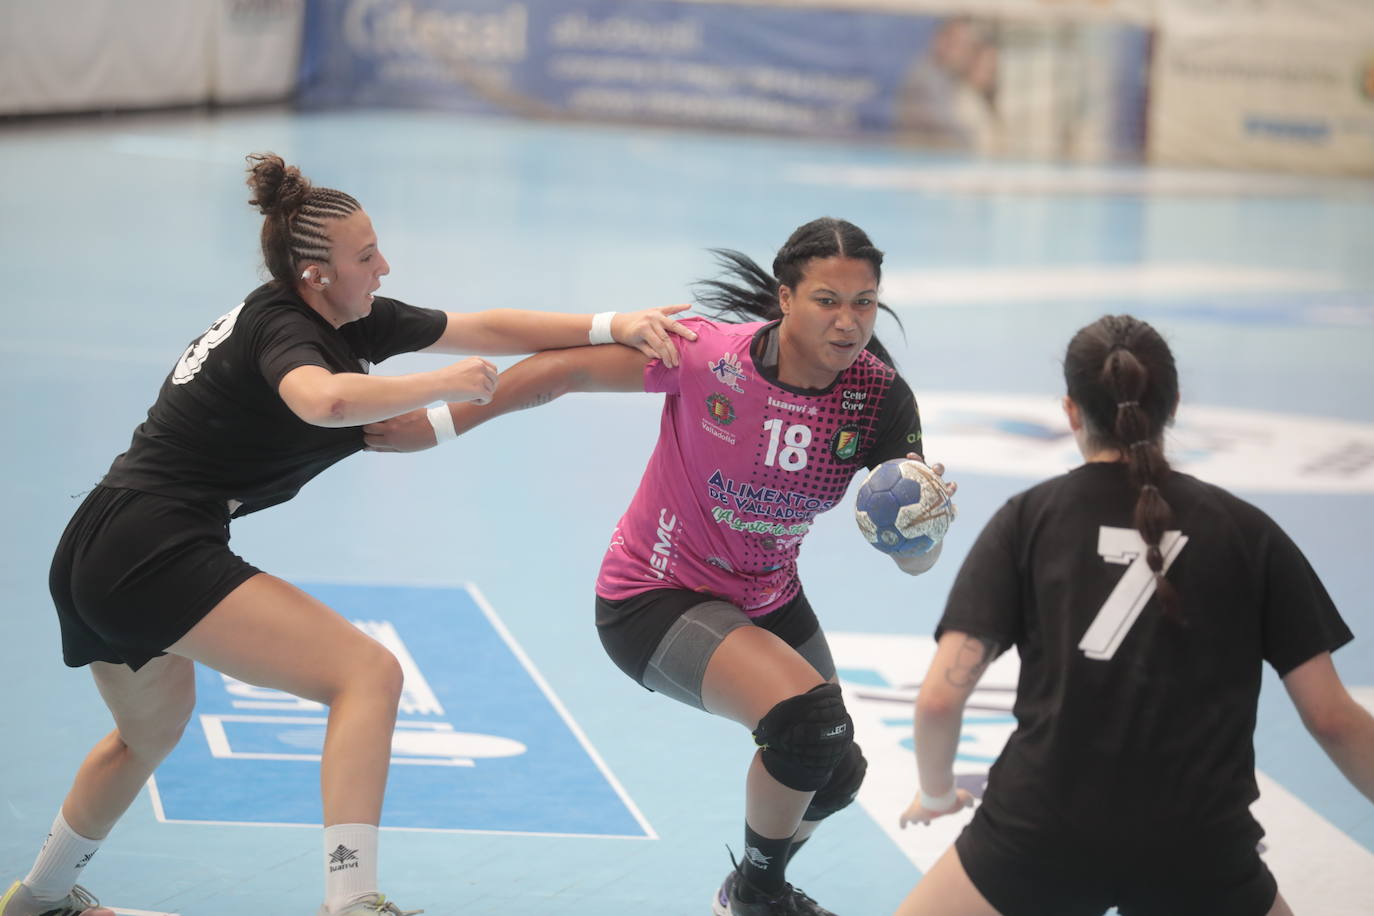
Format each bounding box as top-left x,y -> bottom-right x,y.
943,636 -> 999,689
517,392 -> 554,410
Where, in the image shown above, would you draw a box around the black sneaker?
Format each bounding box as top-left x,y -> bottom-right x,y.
711,868 -> 838,915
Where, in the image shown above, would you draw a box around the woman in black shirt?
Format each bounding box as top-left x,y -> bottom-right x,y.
1,153 -> 692,916
893,315 -> 1372,916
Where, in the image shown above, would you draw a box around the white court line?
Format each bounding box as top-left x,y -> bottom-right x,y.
465,582 -> 660,841
111,909 -> 179,916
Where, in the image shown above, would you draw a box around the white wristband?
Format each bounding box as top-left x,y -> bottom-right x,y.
920,788 -> 958,812
426,405 -> 457,443
589,311 -> 616,345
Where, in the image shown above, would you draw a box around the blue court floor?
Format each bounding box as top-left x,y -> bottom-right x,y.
2,106 -> 1372,915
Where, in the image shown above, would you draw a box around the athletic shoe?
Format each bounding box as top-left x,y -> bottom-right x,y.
0,881 -> 114,916
711,868 -> 838,916
316,893 -> 424,915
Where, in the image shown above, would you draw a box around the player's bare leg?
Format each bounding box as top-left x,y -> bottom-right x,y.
167,573 -> 412,914
75,656 -> 197,837
703,625 -> 838,914
893,845 -> 999,916
2,655 -> 193,916
168,574 -> 403,824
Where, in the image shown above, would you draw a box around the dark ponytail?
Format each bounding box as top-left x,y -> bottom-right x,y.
693,217 -> 903,366
1065,315 -> 1183,620
245,152 -> 362,285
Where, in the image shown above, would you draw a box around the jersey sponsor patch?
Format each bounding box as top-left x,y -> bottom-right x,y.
767,395 -> 818,417
705,392 -> 736,426
709,351 -> 749,392
831,424 -> 861,460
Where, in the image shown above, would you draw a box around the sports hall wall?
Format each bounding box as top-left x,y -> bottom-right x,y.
2,0 -> 1371,175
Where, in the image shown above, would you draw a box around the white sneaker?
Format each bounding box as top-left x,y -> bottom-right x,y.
0,881 -> 114,916
317,893 -> 423,915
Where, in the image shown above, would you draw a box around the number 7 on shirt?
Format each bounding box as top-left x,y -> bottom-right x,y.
1080,526 -> 1190,661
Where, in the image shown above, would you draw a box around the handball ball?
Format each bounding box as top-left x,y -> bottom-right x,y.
855,458 -> 955,555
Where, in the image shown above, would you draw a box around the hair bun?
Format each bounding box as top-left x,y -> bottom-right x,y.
245,152 -> 312,216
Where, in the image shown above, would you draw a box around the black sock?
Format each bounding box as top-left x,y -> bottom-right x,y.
738,823 -> 792,900
785,834 -> 810,866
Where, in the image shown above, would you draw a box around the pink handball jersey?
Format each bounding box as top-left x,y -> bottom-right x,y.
596,317 -> 923,615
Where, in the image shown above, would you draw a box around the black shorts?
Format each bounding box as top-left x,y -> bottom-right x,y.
595,586 -> 830,689
50,486 -> 260,671
954,805 -> 1277,916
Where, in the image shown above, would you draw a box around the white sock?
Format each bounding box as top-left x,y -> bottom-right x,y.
23,809 -> 103,902
323,823 -> 379,913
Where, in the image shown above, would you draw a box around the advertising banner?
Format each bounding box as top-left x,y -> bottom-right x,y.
0,0 -> 212,115
297,0 -> 1150,158
213,0 -> 307,104
1151,0 -> 1374,174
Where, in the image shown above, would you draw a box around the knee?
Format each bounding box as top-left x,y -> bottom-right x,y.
803,742 -> 867,821
751,683 -> 854,792
343,639 -> 405,704
120,694 -> 195,760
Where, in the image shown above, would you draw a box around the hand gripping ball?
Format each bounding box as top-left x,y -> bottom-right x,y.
855,458 -> 955,556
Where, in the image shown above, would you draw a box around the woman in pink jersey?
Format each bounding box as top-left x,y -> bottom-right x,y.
368,218 -> 952,916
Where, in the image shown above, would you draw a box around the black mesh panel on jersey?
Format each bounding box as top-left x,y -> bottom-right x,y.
751,683 -> 854,792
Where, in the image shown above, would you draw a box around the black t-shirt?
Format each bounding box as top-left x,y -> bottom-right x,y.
101,283 -> 446,516
938,462 -> 1352,840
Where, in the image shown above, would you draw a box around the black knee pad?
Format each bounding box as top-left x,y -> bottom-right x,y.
803,741 -> 867,821
751,683 -> 854,792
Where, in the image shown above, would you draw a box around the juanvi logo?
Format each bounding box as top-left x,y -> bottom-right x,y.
345,0 -> 528,63
328,844 -> 360,873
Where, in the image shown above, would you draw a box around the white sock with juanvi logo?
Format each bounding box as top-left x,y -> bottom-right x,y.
323,823 -> 379,913
23,809 -> 103,902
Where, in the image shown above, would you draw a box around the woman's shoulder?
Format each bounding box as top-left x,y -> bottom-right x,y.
1167,470 -> 1282,533
682,315 -> 766,338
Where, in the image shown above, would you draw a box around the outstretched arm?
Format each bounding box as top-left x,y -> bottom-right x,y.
1284,652 -> 1374,803
898,630 -> 996,828
426,305 -> 696,366
364,343 -> 651,452
278,357 -> 498,428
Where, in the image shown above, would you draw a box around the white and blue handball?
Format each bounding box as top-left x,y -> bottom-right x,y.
855,458 -> 955,555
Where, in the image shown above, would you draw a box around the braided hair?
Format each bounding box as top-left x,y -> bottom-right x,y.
694,217 -> 903,366
1064,315 -> 1183,620
245,153 -> 361,285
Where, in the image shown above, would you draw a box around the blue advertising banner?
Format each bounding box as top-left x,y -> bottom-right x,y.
149,582 -> 653,838
297,0 -> 1150,156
